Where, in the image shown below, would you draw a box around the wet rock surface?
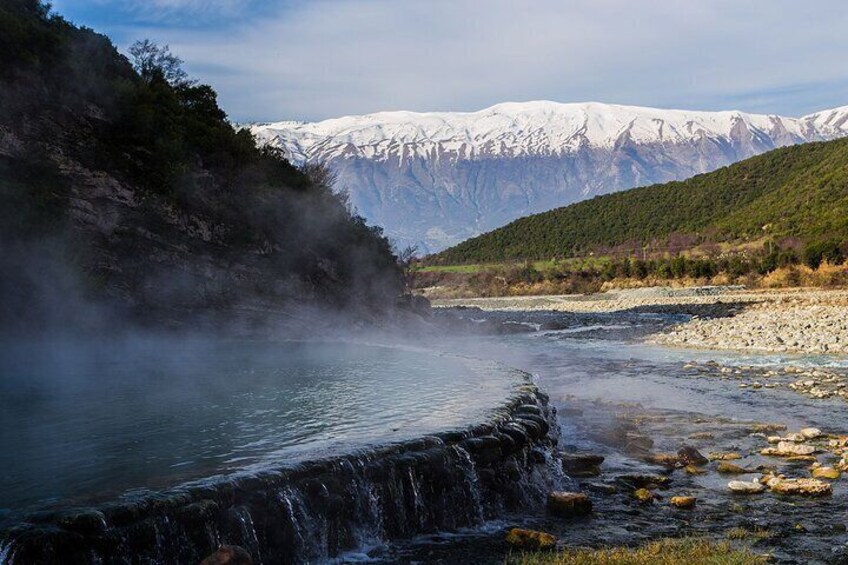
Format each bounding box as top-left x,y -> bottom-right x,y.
546,492 -> 592,517
505,528 -> 557,551
0,380 -> 564,564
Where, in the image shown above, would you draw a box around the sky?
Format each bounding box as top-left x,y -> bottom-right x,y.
53,0 -> 848,123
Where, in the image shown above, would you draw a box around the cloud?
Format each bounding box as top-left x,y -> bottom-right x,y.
56,0 -> 848,122
122,0 -> 246,21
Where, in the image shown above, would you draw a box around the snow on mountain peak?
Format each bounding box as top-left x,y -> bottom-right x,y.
252,101 -> 824,166
249,102 -> 848,252
801,105 -> 848,135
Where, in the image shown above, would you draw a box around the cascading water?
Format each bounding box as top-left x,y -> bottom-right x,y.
0,338 -> 562,564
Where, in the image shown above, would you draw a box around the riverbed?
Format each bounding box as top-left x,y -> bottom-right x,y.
374,306 -> 848,563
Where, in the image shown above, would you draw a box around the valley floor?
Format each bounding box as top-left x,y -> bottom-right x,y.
432,287 -> 848,356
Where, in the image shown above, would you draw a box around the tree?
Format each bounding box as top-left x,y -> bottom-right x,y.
396,244 -> 419,290
128,39 -> 194,87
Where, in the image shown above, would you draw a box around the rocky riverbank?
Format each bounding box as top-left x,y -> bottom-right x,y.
433,287 -> 848,356
651,295 -> 848,355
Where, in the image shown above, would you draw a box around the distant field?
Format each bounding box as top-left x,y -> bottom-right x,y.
415,259 -> 600,274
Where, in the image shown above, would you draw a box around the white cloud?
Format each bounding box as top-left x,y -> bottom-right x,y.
114,0 -> 848,121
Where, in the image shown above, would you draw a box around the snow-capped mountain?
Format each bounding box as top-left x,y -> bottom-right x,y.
251,102 -> 848,252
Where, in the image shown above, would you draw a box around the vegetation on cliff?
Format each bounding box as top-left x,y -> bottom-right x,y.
0,0 -> 403,330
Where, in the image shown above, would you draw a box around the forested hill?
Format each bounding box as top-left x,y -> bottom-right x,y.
0,0 -> 403,331
430,137 -> 848,265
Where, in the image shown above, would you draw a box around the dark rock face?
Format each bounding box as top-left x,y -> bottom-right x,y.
0,386 -> 562,564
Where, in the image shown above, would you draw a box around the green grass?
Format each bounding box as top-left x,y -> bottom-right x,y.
508,537 -> 768,565
416,263 -> 491,273
416,258 -> 609,274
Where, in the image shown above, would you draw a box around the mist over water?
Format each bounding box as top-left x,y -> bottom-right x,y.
0,337 -> 523,518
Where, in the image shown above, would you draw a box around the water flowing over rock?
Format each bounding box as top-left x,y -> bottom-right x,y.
0,386 -> 564,564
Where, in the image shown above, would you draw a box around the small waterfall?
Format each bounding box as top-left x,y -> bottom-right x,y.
0,387 -> 560,564
0,540 -> 13,565
452,445 -> 485,525
229,507 -> 262,564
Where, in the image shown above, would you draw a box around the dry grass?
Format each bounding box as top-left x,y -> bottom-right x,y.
760,263 -> 848,288
508,537 -> 768,565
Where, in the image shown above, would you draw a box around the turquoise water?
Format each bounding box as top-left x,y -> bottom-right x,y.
0,338 -> 522,515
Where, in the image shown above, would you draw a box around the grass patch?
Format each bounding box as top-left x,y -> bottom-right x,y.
416,260 -> 568,273
509,537 -> 768,565
416,263 -> 491,273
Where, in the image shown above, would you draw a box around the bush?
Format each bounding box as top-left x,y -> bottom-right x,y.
803,240 -> 844,269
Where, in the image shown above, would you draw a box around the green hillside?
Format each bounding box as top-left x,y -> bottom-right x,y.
0,1 -> 403,330
430,138 -> 848,264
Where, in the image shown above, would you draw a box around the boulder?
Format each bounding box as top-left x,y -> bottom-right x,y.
633,488 -> 654,504
766,477 -> 832,497
717,462 -> 753,474
761,442 -> 816,457
677,446 -> 709,466
584,482 -> 617,495
811,466 -> 841,480
800,427 -> 822,439
727,479 -> 766,494
560,453 -> 605,477
505,528 -> 557,551
670,496 -> 696,509
643,453 -> 680,468
616,474 -> 671,490
547,491 -> 592,517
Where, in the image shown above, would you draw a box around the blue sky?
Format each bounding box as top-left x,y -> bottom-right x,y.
53,0 -> 848,123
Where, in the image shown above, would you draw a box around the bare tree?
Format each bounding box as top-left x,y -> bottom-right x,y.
128,39 -> 194,87
396,244 -> 419,291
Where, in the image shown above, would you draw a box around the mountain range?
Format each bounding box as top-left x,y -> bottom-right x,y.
252,101 -> 848,252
